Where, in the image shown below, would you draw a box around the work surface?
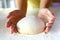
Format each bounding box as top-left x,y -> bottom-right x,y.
0,7 -> 60,40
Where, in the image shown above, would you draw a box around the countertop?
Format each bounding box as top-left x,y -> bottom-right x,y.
0,6 -> 60,40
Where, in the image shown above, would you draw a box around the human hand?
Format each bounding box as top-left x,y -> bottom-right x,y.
6,10 -> 25,34
38,8 -> 56,33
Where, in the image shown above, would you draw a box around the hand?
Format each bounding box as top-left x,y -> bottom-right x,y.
38,8 -> 56,33
6,10 -> 25,34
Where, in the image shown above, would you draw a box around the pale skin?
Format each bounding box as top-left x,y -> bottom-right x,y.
6,0 -> 56,34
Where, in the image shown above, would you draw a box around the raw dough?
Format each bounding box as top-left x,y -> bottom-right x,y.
17,16 -> 45,34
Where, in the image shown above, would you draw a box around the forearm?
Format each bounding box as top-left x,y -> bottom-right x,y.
40,0 -> 52,8
15,0 -> 27,16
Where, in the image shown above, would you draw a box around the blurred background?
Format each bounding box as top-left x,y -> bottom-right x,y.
0,0 -> 60,8
0,0 -> 15,8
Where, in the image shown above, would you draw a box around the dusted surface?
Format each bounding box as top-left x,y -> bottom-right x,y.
0,6 -> 60,40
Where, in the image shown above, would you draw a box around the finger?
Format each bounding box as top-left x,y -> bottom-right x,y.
46,22 -> 53,28
48,12 -> 55,18
46,9 -> 56,19
6,17 -> 15,28
11,24 -> 18,34
45,21 -> 54,34
47,13 -> 56,26
7,10 -> 16,18
46,17 -> 56,27
8,16 -> 17,24
7,10 -> 21,18
44,27 -> 50,34
7,12 -> 13,18
44,22 -> 53,34
6,19 -> 12,28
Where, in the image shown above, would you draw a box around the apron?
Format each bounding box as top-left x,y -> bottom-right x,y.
26,0 -> 40,16
28,0 -> 40,8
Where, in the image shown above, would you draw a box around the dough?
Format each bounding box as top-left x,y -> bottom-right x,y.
17,16 -> 45,34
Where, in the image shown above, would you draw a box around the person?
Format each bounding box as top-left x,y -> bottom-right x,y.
6,0 -> 56,34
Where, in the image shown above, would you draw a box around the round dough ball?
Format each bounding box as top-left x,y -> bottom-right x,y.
17,16 -> 45,34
